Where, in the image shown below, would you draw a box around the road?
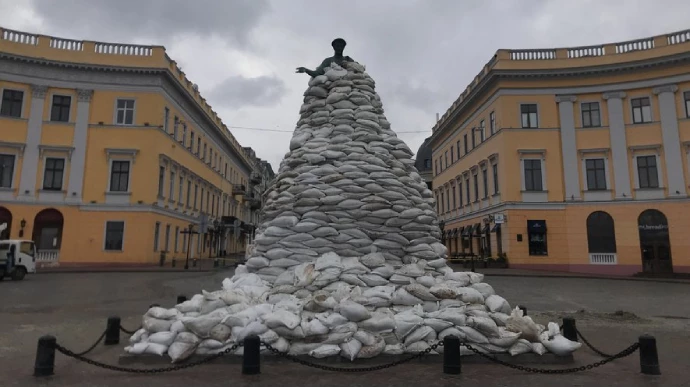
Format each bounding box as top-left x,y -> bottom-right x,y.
1,270 -> 688,386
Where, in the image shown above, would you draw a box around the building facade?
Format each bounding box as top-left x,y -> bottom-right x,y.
430,29 -> 690,276
0,27 -> 268,266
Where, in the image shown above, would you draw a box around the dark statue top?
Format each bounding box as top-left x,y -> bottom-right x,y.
296,38 -> 353,78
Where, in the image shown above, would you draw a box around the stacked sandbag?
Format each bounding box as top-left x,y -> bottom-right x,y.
126,60 -> 580,362
244,60 -> 443,284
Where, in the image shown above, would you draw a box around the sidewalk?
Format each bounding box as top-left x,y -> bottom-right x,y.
37,256 -> 243,274
474,267 -> 690,284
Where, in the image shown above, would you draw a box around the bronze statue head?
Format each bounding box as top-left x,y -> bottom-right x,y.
332,38 -> 346,55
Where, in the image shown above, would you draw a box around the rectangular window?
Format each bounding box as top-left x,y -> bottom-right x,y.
206,191 -> 210,213
0,89 -> 23,118
109,160 -> 130,192
524,159 -> 543,191
479,120 -> 486,142
581,102 -> 601,128
163,107 -> 169,133
440,192 -> 445,213
153,222 -> 160,252
444,151 -> 448,167
637,155 -> 659,188
445,188 -> 450,212
492,163 -> 499,194
169,170 -> 175,201
0,154 -> 15,188
482,168 -> 488,199
450,147 -> 454,163
190,131 -> 195,150
489,111 -> 496,135
173,116 -> 179,139
115,99 -> 135,125
471,129 -> 476,148
182,123 -> 187,147
42,157 -> 65,191
194,184 -> 199,210
456,141 -> 460,158
212,194 -> 216,216
197,136 -> 201,156
465,178 -> 470,204
186,180 -> 192,207
50,95 -> 71,122
473,172 -> 479,201
174,226 -> 179,253
178,175 -> 184,203
164,224 -> 171,252
158,166 -> 165,197
585,159 -> 607,190
224,163 -> 228,178
527,220 -> 548,256
104,221 -> 125,251
435,160 -> 439,175
631,97 -> 651,124
200,187 -> 205,212
452,186 -> 456,209
520,104 -> 538,128
203,143 -> 207,161
684,91 -> 690,118
463,134 -> 468,154
435,193 -> 440,213
458,182 -> 463,207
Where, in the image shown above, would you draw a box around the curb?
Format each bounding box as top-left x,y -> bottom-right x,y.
35,267 -> 237,275
483,273 -> 690,284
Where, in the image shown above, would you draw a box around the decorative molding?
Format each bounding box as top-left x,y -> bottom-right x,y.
517,148 -> 547,155
578,148 -> 610,155
0,141 -> 26,153
76,88 -> 94,102
628,144 -> 662,152
487,153 -> 499,161
38,145 -> 75,160
105,147 -> 139,162
31,84 -> 48,98
555,95 -> 577,103
602,91 -> 627,100
478,159 -> 489,167
653,84 -> 678,95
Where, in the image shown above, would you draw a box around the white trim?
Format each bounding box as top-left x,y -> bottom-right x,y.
520,153 -> 548,203
518,102 -> 540,128
581,155 -> 612,202
40,156 -> 66,192
103,220 -> 126,252
628,94 -> 654,124
578,100 -> 603,128
632,151 -> 665,200
113,97 -> 137,126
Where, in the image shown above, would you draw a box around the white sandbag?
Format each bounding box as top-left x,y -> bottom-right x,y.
273,325 -> 306,339
146,307 -> 179,320
234,321 -> 269,342
405,341 -> 431,354
148,331 -> 177,346
199,299 -> 227,315
361,252 -> 386,268
391,288 -> 423,306
427,258 -> 447,269
509,339 -> 533,356
289,342 -> 323,356
340,339 -> 362,361
467,272 -> 484,284
394,313 -> 423,339
181,316 -> 222,338
458,326 -> 489,344
423,318 -> 454,332
405,284 -> 438,301
426,308 -> 466,326
275,270 -> 296,286
209,324 -> 231,342
309,344 -> 341,358
383,344 -> 404,355
353,331 -> 377,346
470,283 -> 495,299
490,312 -> 510,327
438,327 -> 466,341
359,274 -> 389,287
505,307 -> 541,342
362,285 -> 396,301
142,343 -> 168,356
337,300 -> 371,322
129,328 -> 147,343
444,272 -> 470,286
246,257 -> 270,269
489,328 -> 522,348
396,264 -> 424,277
143,316 -> 174,333
389,274 -> 413,285
270,337 -> 290,353
531,342 -> 548,355
342,257 -> 370,274
316,312 -> 348,328
302,318 -> 329,336
168,333 -> 200,363
258,329 -> 280,345
341,274 -> 368,287
264,309 -> 301,330
371,264 -> 395,278
294,263 -> 319,287
416,276 -> 437,288
485,295 -> 512,314
455,288 -> 485,304
467,309 -> 490,319
357,336 -> 386,359
423,301 -> 440,313
198,339 -> 224,349
358,314 -> 396,333
539,322 -> 582,356
468,316 -> 500,338
314,252 -> 344,271
429,285 -> 457,299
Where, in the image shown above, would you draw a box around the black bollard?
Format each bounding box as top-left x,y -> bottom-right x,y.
242,336 -> 261,375
639,335 -> 661,375
177,295 -> 187,304
443,335 -> 461,375
104,316 -> 121,345
562,317 -> 577,342
193,258 -> 197,268
518,305 -> 527,316
34,335 -> 56,377
171,258 -> 176,268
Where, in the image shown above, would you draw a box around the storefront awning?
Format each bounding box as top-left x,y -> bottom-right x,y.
527,220 -> 547,233
490,223 -> 501,232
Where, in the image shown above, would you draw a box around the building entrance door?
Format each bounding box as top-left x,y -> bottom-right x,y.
638,209 -> 673,274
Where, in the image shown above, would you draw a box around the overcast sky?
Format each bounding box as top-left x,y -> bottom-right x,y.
1,0 -> 689,170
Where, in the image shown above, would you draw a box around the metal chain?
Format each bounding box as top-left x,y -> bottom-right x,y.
460,342 -> 639,374
55,342 -> 242,374
576,328 -> 614,358
120,325 -> 141,335
74,331 -> 107,356
261,340 -> 444,372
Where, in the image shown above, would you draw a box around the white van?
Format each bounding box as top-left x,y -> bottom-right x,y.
0,240 -> 37,281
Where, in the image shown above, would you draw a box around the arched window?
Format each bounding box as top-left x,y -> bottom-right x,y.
586,211 -> 616,253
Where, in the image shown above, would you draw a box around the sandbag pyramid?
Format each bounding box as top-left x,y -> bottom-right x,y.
125,60 -> 581,362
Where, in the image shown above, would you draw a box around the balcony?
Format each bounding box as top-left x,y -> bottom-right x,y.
250,172 -> 261,184
232,184 -> 246,195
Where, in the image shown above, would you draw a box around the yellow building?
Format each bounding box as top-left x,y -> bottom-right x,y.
430,29 -> 690,276
0,27 -> 267,267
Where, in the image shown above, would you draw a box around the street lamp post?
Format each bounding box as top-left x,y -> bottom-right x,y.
180,223 -> 198,270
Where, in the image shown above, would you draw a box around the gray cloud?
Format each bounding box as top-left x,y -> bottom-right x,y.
208,76 -> 286,108
29,0 -> 270,47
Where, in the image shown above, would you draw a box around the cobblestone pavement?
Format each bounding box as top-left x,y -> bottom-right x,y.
1,270 -> 688,386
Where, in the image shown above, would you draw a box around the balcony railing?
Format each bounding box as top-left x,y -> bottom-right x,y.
567,45 -> 606,58
94,42 -> 153,56
614,37 -> 655,54
589,253 -> 617,265
1,28 -> 39,45
667,29 -> 690,45
36,249 -> 60,262
509,49 -> 556,61
250,172 -> 261,184
50,37 -> 83,51
232,184 -> 246,195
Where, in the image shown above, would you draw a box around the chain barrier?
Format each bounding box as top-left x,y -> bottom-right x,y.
576,328 -> 613,358
120,325 -> 141,335
460,342 -> 639,374
73,331 -> 107,357
55,342 -> 242,374
261,340 -> 444,372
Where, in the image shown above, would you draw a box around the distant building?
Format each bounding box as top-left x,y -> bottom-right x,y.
0,26 -> 267,266
430,28 -> 690,276
414,137 -> 433,191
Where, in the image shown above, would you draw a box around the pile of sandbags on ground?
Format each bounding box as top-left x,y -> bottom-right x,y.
126,253 -> 580,362
243,60 -> 442,285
